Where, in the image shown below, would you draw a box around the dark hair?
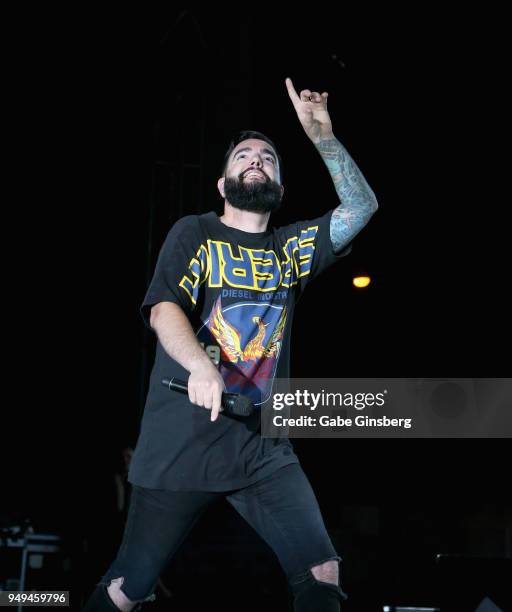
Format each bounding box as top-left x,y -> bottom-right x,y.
221,130 -> 283,181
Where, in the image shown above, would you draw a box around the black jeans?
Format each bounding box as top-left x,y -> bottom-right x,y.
97,463 -> 347,606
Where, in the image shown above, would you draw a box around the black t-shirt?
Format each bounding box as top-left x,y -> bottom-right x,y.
128,210 -> 350,491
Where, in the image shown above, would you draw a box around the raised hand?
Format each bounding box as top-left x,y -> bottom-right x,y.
285,77 -> 333,144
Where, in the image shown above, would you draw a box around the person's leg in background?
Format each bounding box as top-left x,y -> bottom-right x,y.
81,485 -> 221,611
226,463 -> 348,611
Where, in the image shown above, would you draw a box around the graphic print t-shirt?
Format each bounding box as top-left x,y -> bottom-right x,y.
128,210 -> 350,491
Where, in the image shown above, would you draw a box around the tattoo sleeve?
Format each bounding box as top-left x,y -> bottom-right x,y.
316,136 -> 378,253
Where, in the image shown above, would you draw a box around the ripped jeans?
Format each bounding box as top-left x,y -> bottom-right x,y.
97,463 -> 348,606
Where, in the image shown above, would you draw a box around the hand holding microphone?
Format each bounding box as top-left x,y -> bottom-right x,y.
161,365 -> 254,420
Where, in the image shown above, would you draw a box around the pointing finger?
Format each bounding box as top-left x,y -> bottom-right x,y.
285,77 -> 301,107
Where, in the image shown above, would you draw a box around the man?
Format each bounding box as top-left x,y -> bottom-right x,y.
83,78 -> 378,611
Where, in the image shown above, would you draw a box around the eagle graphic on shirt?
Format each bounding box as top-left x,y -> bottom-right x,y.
208,296 -> 287,363
197,297 -> 287,406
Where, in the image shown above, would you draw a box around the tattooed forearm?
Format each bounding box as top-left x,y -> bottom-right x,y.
316,136 -> 378,253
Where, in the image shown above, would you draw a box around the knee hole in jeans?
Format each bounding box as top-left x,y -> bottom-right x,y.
106,576 -> 156,609
310,560 -> 339,585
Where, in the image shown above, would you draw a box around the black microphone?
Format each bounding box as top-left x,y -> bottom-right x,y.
161,377 -> 255,417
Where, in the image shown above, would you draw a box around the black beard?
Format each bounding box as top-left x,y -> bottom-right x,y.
224,174 -> 283,213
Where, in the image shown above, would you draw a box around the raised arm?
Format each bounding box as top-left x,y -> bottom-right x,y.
150,301 -> 225,421
285,77 -> 378,253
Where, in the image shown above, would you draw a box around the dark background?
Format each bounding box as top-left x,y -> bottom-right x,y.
4,6 -> 510,611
